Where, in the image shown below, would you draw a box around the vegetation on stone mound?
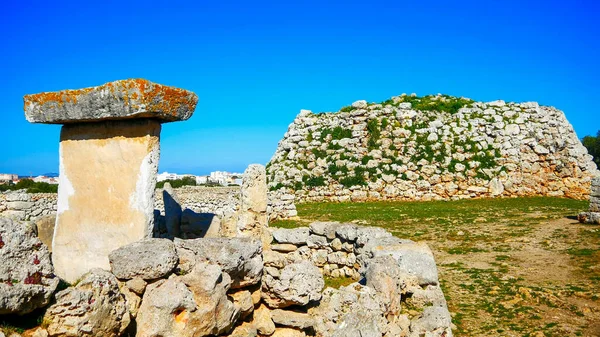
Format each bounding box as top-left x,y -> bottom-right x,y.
338,94 -> 474,115
0,179 -> 58,193
582,130 -> 600,169
266,93 -> 521,192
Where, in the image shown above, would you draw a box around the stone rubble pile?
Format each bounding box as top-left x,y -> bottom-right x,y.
578,176 -> 600,224
267,95 -> 599,208
0,218 -> 453,337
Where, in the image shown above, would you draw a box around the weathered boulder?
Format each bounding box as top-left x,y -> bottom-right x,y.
332,311 -> 382,337
271,327 -> 307,337
253,303 -> 276,335
136,262 -> 239,337
262,260 -> 324,308
271,309 -> 315,329
0,218 -> 59,315
175,237 -> 262,288
409,306 -> 453,337
45,269 -> 130,337
272,228 -> 310,245
364,256 -> 403,319
309,284 -> 387,337
34,215 -> 55,252
371,242 -> 439,286
108,238 -> 177,280
24,79 -> 197,124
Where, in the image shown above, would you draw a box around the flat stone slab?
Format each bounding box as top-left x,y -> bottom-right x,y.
24,79 -> 197,124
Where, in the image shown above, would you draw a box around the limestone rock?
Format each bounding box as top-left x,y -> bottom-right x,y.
271,328 -> 306,337
409,306 -> 453,337
231,289 -> 254,319
371,242 -> 439,286
24,79 -> 198,124
45,269 -> 130,337
108,238 -> 177,280
262,261 -> 324,309
272,227 -> 310,245
253,304 -> 276,336
0,218 -> 59,315
136,262 -> 239,337
174,237 -> 263,289
34,215 -> 55,252
332,311 -> 382,337
237,164 -> 269,246
228,322 -> 258,337
271,309 -> 315,329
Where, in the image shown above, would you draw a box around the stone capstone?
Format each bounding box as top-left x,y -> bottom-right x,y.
0,218 -> 59,315
24,79 -> 198,124
108,238 -> 178,280
44,269 -> 130,337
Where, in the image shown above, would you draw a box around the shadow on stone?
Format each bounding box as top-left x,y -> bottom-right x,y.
155,186 -> 221,239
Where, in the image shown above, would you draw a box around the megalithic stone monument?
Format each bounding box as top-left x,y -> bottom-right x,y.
23,79 -> 198,283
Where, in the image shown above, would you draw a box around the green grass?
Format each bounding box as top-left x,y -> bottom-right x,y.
269,196 -> 598,336
324,276 -> 356,289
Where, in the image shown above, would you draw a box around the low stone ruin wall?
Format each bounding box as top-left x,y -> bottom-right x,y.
0,186 -> 294,224
267,188 -> 298,221
154,186 -> 241,219
0,217 -> 452,337
0,191 -> 56,221
579,176 -> 600,224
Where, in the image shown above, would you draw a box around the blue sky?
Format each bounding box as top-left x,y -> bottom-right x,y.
1,0 -> 598,175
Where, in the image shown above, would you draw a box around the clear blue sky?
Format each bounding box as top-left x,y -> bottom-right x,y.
1,0 -> 598,175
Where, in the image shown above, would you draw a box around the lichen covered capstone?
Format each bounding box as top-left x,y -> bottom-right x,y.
24,79 -> 198,124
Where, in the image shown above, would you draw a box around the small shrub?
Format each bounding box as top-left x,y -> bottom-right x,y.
303,175 -> 327,187
312,148 -> 328,159
269,183 -> 286,191
339,175 -> 367,187
340,106 -> 356,112
156,176 -> 197,189
367,119 -> 381,150
330,126 -> 353,140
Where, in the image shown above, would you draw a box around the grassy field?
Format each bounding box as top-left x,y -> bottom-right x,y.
272,197 -> 600,337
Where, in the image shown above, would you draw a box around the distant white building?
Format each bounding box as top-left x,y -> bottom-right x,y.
196,176 -> 208,184
33,176 -> 59,184
0,174 -> 18,184
209,171 -> 243,186
157,172 -> 180,182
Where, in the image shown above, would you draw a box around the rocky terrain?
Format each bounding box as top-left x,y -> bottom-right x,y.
267,94 -> 598,204
0,217 -> 452,337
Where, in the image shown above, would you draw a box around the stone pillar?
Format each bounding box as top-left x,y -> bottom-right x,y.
237,164 -> 269,247
24,79 -> 197,283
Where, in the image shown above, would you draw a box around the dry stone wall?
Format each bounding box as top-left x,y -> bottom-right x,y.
267,94 -> 599,204
0,191 -> 57,221
578,176 -> 600,224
